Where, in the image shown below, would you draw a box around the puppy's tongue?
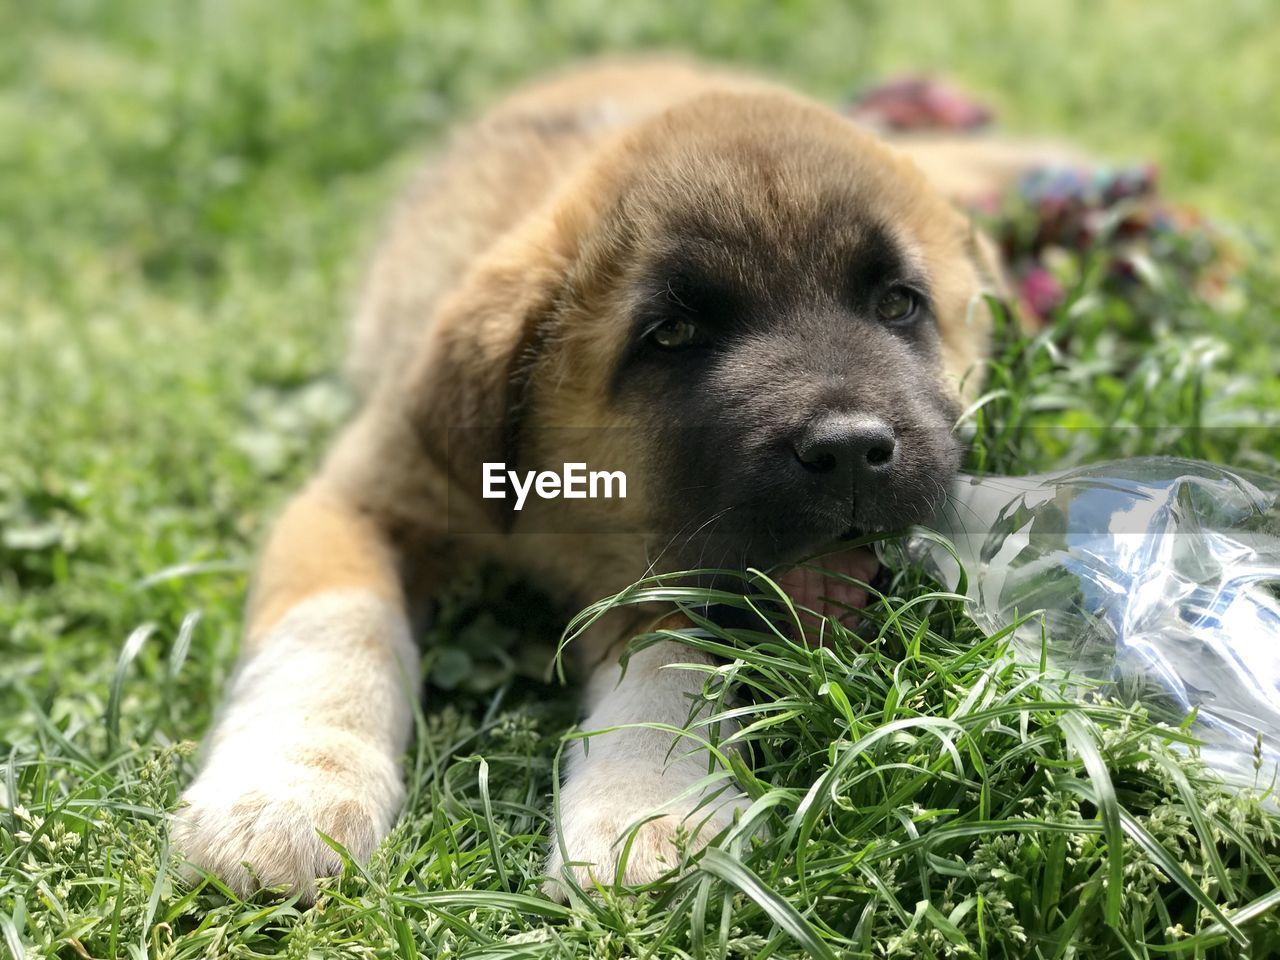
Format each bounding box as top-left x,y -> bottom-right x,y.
775,547 -> 879,637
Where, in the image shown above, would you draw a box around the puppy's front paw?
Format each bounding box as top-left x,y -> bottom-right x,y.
172,732 -> 402,901
543,761 -> 747,899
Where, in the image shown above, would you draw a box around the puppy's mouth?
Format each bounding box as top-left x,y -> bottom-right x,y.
774,542 -> 880,637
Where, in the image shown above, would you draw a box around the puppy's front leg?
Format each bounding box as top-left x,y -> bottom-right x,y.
546,634 -> 747,896
172,481 -> 418,900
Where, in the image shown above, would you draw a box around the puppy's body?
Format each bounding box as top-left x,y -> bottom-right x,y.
175,59 -> 1027,899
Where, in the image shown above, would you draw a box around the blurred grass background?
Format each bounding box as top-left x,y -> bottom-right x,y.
2,1 -> 1278,956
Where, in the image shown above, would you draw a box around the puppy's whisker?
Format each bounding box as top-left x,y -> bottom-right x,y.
643,504 -> 736,581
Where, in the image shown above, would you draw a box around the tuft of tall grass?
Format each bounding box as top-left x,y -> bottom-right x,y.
542,540 -> 1280,956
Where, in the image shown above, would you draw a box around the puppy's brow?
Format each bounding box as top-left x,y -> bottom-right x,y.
639,255 -> 741,311
664,280 -> 692,310
847,219 -> 931,300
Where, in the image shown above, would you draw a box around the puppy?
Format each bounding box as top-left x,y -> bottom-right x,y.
172,58 -> 1006,900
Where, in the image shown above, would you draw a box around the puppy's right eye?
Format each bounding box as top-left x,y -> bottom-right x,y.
875,286 -> 921,325
647,317 -> 703,350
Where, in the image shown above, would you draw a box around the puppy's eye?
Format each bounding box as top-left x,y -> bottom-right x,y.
875,286 -> 920,324
648,317 -> 702,350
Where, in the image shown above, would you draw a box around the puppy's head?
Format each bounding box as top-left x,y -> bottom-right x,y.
416,90 -> 996,575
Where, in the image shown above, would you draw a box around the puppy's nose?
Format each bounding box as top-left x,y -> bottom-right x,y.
794,414 -> 897,489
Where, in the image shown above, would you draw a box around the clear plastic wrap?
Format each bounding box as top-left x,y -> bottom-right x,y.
914,457 -> 1280,786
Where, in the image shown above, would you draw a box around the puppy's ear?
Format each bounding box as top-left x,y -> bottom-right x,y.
930,218 -> 1012,405
967,226 -> 1008,303
407,215 -> 570,532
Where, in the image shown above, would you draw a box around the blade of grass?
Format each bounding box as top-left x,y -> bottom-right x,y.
699,848 -> 837,960
1059,712 -> 1124,928
107,623 -> 156,754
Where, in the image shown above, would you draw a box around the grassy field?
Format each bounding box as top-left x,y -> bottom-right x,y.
2,1 -> 1279,957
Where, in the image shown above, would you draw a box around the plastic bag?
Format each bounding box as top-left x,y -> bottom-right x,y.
913,457 -> 1280,787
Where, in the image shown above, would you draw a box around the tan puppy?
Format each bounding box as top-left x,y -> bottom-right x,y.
173,58 -> 1018,900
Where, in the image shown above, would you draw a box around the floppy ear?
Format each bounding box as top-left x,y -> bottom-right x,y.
406,215 -> 570,532
967,225 -> 1009,303
926,216 -> 1012,406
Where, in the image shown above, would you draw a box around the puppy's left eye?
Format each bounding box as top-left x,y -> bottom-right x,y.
648,317 -> 703,350
875,286 -> 921,325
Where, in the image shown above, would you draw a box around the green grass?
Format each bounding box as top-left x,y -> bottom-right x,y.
2,1 -> 1279,957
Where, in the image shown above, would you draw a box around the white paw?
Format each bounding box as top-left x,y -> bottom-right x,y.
171,731 -> 402,901
172,590 -> 415,901
543,761 -> 747,899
